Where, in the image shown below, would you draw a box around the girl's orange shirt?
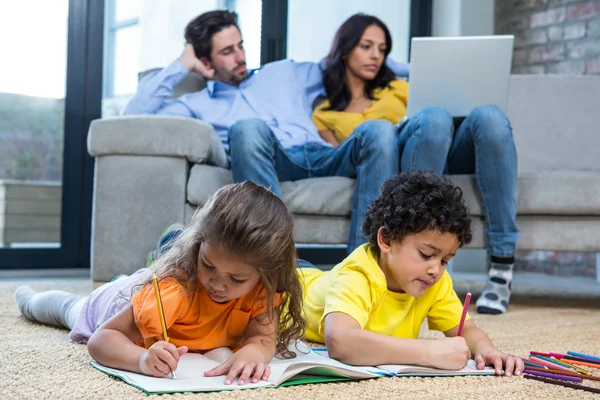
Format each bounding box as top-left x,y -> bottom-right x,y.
131,278 -> 280,351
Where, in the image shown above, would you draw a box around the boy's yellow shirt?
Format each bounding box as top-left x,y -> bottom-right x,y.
298,244 -> 468,343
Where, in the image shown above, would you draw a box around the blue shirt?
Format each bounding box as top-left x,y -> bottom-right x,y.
123,59 -> 410,151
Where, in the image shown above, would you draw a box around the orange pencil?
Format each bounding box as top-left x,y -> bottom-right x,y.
562,359 -> 600,369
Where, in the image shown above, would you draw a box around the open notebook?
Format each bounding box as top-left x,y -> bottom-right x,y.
91,341 -> 495,394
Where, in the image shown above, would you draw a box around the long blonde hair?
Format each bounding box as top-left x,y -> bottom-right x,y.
142,181 -> 305,358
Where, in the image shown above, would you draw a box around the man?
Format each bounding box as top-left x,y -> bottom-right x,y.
124,10 -> 409,253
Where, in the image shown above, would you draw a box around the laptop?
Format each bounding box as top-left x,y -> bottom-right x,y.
405,35 -> 514,119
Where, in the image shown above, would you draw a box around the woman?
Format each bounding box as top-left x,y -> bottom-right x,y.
315,14 -> 519,317
312,14 -> 407,146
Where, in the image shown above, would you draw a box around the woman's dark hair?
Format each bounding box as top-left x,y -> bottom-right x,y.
323,13 -> 396,111
363,171 -> 473,256
184,10 -> 239,60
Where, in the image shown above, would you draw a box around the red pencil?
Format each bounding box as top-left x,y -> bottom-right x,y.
456,292 -> 471,337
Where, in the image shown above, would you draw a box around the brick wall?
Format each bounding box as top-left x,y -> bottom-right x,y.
495,0 -> 600,74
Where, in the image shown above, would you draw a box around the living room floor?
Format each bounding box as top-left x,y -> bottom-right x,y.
2,276 -> 600,399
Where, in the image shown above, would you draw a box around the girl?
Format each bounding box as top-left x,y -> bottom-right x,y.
299,171 -> 524,376
314,13 -> 519,316
15,181 -> 305,385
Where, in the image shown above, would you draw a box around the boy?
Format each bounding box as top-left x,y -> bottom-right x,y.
299,171 -> 523,376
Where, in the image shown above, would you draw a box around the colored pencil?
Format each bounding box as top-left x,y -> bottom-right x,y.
152,274 -> 175,379
456,292 -> 471,337
525,366 -> 600,382
567,351 -> 600,362
561,358 -> 600,369
524,374 -> 600,394
535,355 -> 571,368
530,356 -> 573,371
530,351 -> 554,358
549,352 -> 567,359
524,357 -> 554,369
564,355 -> 600,366
550,356 -> 589,375
523,369 -> 582,383
524,361 -> 548,369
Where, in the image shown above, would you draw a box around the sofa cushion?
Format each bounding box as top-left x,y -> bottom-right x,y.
508,75 -> 600,173
88,115 -> 229,168
188,165 -> 600,217
188,164 -> 355,216
451,171 -> 600,216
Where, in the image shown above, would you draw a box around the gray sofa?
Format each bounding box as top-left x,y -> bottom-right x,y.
87,75 -> 600,282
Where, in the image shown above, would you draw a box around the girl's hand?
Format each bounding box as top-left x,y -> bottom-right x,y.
425,337 -> 471,370
138,341 -> 188,377
474,344 -> 524,377
204,344 -> 271,385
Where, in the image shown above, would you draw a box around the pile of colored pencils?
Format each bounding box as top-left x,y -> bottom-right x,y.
522,350 -> 600,394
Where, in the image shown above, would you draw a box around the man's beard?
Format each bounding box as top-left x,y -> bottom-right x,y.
226,63 -> 248,85
229,70 -> 248,85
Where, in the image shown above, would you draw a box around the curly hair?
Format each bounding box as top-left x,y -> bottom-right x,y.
140,181 -> 305,358
363,171 -> 473,255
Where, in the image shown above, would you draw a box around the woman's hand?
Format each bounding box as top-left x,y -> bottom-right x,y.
204,344 -> 271,385
138,341 -> 188,378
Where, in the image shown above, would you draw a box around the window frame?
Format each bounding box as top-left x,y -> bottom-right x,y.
103,0 -> 140,98
0,0 -> 104,269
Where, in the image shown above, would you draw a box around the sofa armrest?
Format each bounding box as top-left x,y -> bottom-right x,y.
87,115 -> 229,168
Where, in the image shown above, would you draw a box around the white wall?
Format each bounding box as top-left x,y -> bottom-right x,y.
287,0 -> 411,63
461,0 -> 494,36
432,0 -> 462,37
139,0 -> 222,71
432,0 -> 494,37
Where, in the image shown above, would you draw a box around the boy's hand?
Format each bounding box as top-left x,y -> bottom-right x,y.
474,343 -> 524,376
204,344 -> 271,385
139,341 -> 188,377
178,43 -> 215,79
426,337 -> 471,370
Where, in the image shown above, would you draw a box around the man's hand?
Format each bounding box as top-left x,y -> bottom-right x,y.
204,344 -> 271,385
138,341 -> 188,378
178,43 -> 215,79
474,343 -> 524,376
425,337 -> 471,370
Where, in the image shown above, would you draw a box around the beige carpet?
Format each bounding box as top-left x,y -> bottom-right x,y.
2,279 -> 600,400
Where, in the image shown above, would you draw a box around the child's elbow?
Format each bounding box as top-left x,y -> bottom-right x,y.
87,331 -> 101,360
324,330 -> 351,362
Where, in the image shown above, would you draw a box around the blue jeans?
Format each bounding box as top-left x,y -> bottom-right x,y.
228,118 -> 400,253
399,105 -> 519,257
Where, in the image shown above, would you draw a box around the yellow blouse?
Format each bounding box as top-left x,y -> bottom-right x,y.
312,79 -> 409,143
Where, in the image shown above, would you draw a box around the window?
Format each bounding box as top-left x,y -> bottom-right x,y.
225,0 -> 262,69
0,0 -> 103,268
104,0 -> 141,98
286,0 -> 411,63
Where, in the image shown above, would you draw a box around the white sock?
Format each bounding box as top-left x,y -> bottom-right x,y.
15,286 -> 84,329
476,258 -> 514,315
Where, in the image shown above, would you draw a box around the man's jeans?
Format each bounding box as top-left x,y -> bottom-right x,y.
228,118 -> 400,253
399,105 -> 519,257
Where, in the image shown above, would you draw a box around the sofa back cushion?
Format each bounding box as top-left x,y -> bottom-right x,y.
507,75 -> 600,173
